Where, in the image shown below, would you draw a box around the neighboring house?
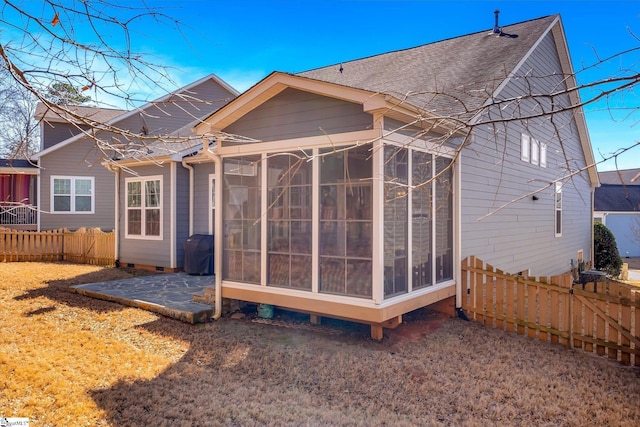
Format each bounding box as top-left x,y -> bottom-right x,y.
0,159 -> 38,230
114,14 -> 598,337
594,168 -> 640,257
31,74 -> 238,232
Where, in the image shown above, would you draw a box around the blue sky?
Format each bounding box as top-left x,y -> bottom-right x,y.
7,0 -> 640,171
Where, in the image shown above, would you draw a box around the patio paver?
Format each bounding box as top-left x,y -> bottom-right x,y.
71,273 -> 216,323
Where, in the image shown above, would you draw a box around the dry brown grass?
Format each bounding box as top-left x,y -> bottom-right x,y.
1,262 -> 639,426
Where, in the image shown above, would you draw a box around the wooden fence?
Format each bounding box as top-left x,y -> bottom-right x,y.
0,227 -> 115,266
461,256 -> 640,366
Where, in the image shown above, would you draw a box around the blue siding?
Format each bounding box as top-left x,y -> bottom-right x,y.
223,88 -> 372,142
175,165 -> 190,267
118,164 -> 173,268
193,163 -> 215,235
459,31 -> 593,276
39,138 -> 116,231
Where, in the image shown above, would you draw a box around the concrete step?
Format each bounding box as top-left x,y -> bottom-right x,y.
192,286 -> 216,305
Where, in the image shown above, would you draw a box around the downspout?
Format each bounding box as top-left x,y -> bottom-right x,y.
105,163 -> 120,265
181,159 -> 194,237
454,153 -> 469,321
36,165 -> 41,232
591,187 -> 595,270
202,139 -> 223,320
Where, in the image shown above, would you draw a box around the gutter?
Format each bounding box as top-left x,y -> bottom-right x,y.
201,138 -> 223,320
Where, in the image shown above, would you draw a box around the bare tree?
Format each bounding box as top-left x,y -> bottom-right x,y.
0,68 -> 38,158
0,0 -> 251,164
0,2 -> 638,191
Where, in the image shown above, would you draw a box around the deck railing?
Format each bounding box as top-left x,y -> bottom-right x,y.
0,203 -> 37,226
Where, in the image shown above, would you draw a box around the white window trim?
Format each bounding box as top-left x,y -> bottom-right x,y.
540,142 -> 547,168
125,175 -> 163,240
555,181 -> 562,237
50,176 -> 95,214
531,137 -> 539,166
521,134 -> 530,162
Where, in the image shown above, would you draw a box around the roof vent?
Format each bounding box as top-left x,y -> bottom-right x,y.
493,9 -> 501,34
490,9 -> 518,38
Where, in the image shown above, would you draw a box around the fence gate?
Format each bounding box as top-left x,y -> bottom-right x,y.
461,256 -> 640,366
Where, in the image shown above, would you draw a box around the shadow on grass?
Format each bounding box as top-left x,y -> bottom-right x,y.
24,305 -> 57,317
89,308 -> 640,426
14,266 -> 153,314
88,308 -> 457,426
89,314 -> 380,426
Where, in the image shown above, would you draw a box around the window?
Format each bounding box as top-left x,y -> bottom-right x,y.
555,182 -> 562,237
222,155 -> 261,283
125,176 -> 162,239
383,148 -> 454,295
319,145 -> 373,298
521,134 -> 547,168
531,137 -> 539,165
412,150 -> 433,290
521,134 -> 530,162
51,176 -> 94,213
384,146 -> 409,297
267,151 -> 312,290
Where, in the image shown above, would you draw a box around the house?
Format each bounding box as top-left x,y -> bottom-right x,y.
114,14 -> 598,338
594,168 -> 640,257
30,74 -> 238,232
0,159 -> 38,230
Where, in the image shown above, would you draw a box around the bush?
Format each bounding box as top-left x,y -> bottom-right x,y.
594,222 -> 622,277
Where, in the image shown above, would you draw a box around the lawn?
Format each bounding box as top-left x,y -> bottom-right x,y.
1,262 -> 639,426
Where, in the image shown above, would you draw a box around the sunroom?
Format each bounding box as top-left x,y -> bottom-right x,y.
198,74 -> 459,339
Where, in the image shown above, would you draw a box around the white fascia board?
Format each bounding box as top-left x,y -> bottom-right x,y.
0,167 -> 38,175
196,72 -> 382,135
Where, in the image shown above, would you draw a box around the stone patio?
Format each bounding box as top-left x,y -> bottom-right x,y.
71,273 -> 216,323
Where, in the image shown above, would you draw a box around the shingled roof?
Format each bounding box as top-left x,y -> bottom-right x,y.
298,15 -> 558,118
34,103 -> 126,124
597,168 -> 640,186
595,185 -> 640,212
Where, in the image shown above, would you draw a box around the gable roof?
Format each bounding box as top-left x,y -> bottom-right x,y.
594,184 -> 640,212
197,14 -> 597,186
34,104 -> 126,124
598,168 -> 640,186
32,73 -> 238,161
298,15 -> 558,118
114,115 -> 209,164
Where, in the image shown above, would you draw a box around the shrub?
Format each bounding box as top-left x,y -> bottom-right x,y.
594,222 -> 622,277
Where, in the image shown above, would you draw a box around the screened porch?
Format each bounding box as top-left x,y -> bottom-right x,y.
219,140 -> 455,308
